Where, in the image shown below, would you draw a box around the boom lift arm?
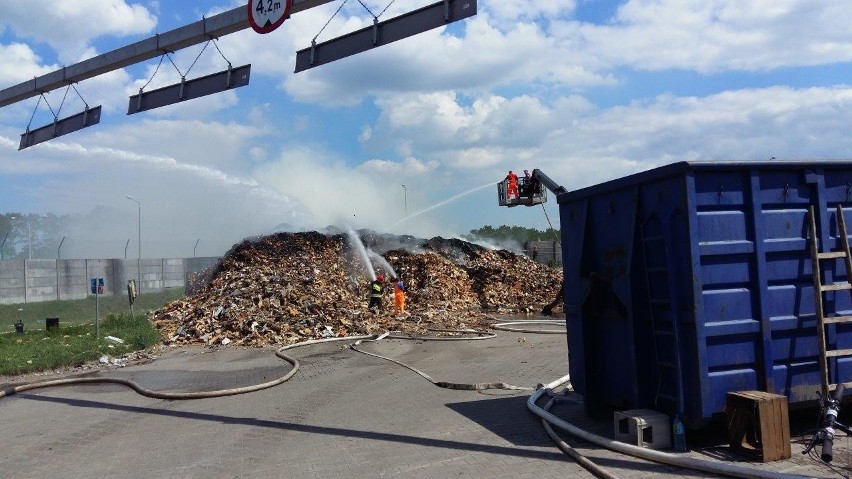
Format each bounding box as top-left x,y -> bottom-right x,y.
497,168 -> 567,315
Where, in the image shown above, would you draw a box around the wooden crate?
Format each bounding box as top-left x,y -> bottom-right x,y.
726,391 -> 791,462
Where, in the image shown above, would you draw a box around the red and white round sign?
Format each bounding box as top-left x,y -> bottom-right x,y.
248,0 -> 293,34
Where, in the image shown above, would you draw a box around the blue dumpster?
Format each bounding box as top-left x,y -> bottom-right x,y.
558,161 -> 852,428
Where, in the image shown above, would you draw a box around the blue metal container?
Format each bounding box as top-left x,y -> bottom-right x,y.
558,161 -> 852,427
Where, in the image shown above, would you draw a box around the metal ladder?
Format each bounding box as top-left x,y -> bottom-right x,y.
641,215 -> 684,412
809,204 -> 852,398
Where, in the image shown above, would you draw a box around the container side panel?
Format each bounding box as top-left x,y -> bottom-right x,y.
697,211 -> 748,245
706,333 -> 759,370
703,288 -> 755,325
635,176 -> 694,417
701,255 -> 751,288
583,190 -> 640,412
694,171 -> 747,207
773,363 -> 822,403
708,368 -> 759,411
756,170 -> 812,206
692,170 -> 757,422
561,199 -> 589,399
766,282 -> 814,322
765,249 -> 812,285
762,209 -> 809,245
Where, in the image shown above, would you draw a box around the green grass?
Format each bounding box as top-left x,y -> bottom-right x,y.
0,288 -> 184,332
0,313 -> 164,375
0,289 -> 185,375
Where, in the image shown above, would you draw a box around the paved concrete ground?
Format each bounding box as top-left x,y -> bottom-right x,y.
0,321 -> 849,479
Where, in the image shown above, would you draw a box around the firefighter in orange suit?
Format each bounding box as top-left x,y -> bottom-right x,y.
506,170 -> 519,199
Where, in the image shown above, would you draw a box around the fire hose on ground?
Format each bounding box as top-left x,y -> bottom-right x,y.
528,376 -> 829,479
0,335 -> 372,400
0,324 -> 830,479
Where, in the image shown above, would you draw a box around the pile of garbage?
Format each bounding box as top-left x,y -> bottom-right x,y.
152,231 -> 562,347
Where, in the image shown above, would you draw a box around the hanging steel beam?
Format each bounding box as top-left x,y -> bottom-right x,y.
127,64 -> 251,114
19,106 -> 102,150
0,0 -> 334,109
295,0 -> 477,73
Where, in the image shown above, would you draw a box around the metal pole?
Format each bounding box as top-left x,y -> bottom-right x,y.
124,238 -> 130,259
95,287 -> 100,339
194,238 -> 200,257
126,196 -> 141,294
56,235 -> 65,301
402,184 -> 408,217
27,221 -> 32,260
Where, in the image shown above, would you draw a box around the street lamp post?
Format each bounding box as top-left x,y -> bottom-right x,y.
126,196 -> 141,294
56,235 -> 66,300
401,184 -> 408,217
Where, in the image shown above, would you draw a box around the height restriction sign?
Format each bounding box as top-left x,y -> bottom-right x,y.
248,0 -> 293,34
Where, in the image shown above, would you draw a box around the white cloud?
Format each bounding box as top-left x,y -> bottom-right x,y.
0,0 -> 157,64
485,0 -> 578,26
366,91 -> 572,162
359,156 -> 437,175
529,85 -> 852,190
573,0 -> 852,73
0,43 -> 57,85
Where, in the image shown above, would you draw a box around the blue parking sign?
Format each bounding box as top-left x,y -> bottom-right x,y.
91,278 -> 104,294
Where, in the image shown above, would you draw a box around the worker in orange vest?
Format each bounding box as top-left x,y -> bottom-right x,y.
506,170 -> 519,199
393,278 -> 407,315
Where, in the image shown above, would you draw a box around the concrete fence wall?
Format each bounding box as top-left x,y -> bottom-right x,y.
0,257 -> 220,305
524,240 -> 562,266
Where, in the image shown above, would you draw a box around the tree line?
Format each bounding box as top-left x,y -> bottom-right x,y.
0,213 -> 69,260
466,225 -> 560,243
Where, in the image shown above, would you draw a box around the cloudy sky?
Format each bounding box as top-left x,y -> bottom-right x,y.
2,0 -> 852,258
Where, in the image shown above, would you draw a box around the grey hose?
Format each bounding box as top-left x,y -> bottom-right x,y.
492,320 -> 566,334
528,376 -> 830,479
356,331 -> 618,475
541,393 -> 621,479
0,335 -> 373,401
351,331 -> 532,391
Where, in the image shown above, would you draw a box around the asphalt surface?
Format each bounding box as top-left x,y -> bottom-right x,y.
1,320 -> 849,479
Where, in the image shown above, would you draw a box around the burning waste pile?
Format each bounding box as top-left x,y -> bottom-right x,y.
152,231 -> 562,347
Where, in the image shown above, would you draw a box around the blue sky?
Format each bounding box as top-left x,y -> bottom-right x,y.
2,0 -> 852,258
